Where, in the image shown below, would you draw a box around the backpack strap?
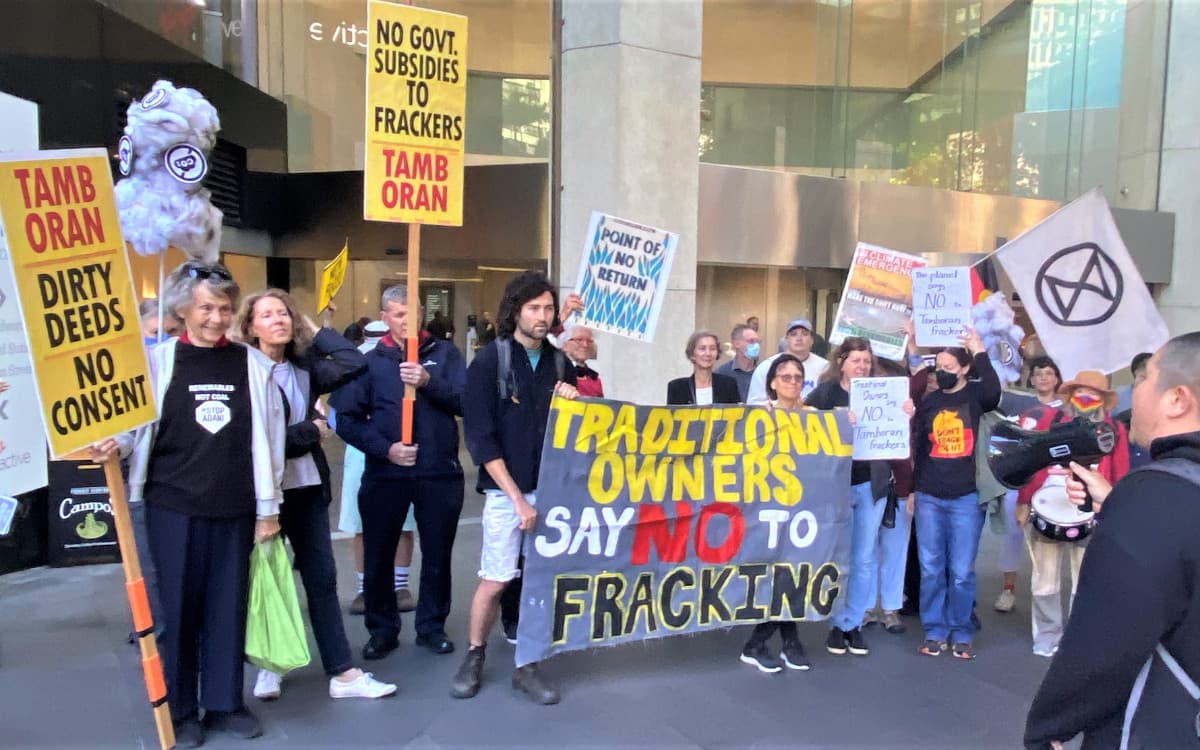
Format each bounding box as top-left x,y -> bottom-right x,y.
497,337 -> 513,401
555,348 -> 566,383
1135,456 -> 1200,488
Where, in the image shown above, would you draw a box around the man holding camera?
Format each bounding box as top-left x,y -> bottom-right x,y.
1025,332 -> 1200,750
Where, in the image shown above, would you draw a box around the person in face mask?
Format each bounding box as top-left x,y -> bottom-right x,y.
910,329 -> 1001,660
1013,371 -> 1129,657
715,323 -> 760,402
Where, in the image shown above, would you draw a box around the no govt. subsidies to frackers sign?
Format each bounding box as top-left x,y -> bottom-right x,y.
0,149 -> 155,457
515,397 -> 854,667
364,1 -> 467,226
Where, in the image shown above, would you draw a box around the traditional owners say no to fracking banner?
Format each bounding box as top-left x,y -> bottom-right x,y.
0,149 -> 155,458
515,397 -> 853,667
364,0 -> 467,226
573,212 -> 678,343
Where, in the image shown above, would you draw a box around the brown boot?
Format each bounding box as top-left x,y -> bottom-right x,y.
395,588 -> 416,612
512,663 -> 559,705
450,646 -> 485,699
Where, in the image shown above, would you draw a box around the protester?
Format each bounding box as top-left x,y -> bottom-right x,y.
746,315 -> 760,333
806,338 -> 914,653
737,353 -> 812,673
1025,332 -> 1200,749
911,327 -> 1000,660
90,262 -> 283,746
666,330 -> 740,405
479,311 -> 498,345
452,271 -> 579,704
236,289 -> 395,701
1115,351 -> 1154,470
139,298 -> 183,346
561,321 -> 604,397
1015,371 -> 1128,658
995,356 -> 1063,614
332,286 -> 467,660
714,323 -> 759,402
747,319 -> 829,403
334,321 -> 417,617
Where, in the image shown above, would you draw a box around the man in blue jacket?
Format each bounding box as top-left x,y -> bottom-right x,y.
331,285 -> 466,660
451,271 -> 579,705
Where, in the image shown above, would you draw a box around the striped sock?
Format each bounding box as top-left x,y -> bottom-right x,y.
394,567 -> 409,591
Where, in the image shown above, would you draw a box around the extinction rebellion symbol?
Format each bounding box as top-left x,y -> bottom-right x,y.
1034,242 -> 1124,327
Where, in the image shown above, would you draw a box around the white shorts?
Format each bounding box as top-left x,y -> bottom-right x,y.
337,445 -> 416,535
478,491 -> 536,582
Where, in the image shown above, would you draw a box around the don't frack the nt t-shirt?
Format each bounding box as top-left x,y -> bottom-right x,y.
144,342 -> 256,517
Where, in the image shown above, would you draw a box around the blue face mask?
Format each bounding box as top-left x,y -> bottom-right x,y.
745,342 -> 761,359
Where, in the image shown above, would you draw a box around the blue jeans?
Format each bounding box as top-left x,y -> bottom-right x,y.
831,481 -> 888,632
875,497 -> 912,612
915,492 -> 985,644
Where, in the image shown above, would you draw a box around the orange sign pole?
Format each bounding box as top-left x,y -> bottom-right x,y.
402,222 -> 420,444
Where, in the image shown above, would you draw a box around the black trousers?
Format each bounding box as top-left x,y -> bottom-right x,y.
146,503 -> 254,721
279,484 -> 353,676
746,621 -> 799,645
359,474 -> 465,640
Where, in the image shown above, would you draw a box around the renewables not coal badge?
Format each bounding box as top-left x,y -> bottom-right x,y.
0,149 -> 155,457
515,397 -> 853,667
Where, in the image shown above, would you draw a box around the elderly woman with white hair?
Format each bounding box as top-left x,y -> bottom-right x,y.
91,261 -> 284,747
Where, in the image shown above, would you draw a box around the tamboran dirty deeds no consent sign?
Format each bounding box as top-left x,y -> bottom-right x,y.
364,1 -> 467,226
0,149 -> 155,457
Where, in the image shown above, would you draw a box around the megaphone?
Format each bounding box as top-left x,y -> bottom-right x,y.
987,417 -> 1117,493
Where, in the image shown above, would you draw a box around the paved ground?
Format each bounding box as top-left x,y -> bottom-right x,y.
1,442 -> 1059,749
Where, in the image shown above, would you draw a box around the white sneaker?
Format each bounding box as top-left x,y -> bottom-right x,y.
994,589 -> 1016,613
329,671 -> 397,699
254,669 -> 282,700
1033,644 -> 1059,658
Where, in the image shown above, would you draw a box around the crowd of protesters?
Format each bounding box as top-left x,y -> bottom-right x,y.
88,262 -> 1198,750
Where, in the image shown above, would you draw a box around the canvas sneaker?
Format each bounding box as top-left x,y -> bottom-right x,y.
329,671 -> 397,699
994,589 -> 1016,613
253,669 -> 281,701
739,641 -> 783,674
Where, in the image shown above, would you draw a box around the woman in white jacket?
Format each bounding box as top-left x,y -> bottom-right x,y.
92,262 -> 284,748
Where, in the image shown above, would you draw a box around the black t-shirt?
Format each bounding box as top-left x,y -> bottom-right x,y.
913,379 -> 993,497
145,343 -> 256,517
805,380 -> 871,486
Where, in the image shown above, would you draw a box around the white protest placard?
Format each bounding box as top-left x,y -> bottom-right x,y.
912,266 -> 972,347
850,377 -> 911,460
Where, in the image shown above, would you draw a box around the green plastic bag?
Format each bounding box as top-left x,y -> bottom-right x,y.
245,539 -> 310,675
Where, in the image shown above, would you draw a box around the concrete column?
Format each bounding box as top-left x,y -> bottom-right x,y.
1157,0 -> 1200,335
557,0 -> 702,405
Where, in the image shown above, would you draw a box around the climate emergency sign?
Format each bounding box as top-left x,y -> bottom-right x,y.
364,1 -> 467,226
0,149 -> 154,457
514,397 -> 853,667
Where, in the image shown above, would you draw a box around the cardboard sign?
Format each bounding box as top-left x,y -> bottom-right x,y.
911,267 -> 972,347
0,149 -> 155,458
573,212 -> 678,343
0,230 -> 48,495
829,243 -> 926,361
364,1 -> 468,226
516,397 -> 853,667
317,243 -> 349,314
849,377 -> 911,460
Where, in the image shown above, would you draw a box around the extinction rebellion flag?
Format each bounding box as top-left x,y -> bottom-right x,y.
514,397 -> 853,667
994,188 -> 1169,377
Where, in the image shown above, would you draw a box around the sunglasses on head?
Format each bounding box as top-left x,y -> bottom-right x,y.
183,263 -> 232,282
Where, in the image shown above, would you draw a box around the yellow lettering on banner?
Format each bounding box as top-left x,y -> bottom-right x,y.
666,408 -> 699,454
611,403 -> 639,453
587,453 -> 622,505
551,398 -> 586,450
642,408 -> 672,455
770,455 -> 802,505
805,411 -> 835,456
824,411 -> 855,457
716,408 -> 745,454
577,401 -> 615,453
671,456 -> 705,501
744,409 -> 774,455
0,149 -> 156,457
774,409 -> 806,453
743,452 -> 771,502
711,455 -> 739,503
625,455 -> 669,502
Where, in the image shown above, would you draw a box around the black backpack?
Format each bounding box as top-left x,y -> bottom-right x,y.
495,336 -> 566,401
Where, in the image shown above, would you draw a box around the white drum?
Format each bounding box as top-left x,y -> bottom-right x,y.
1030,474 -> 1095,542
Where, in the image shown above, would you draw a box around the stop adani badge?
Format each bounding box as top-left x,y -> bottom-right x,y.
364,0 -> 467,226
0,149 -> 155,458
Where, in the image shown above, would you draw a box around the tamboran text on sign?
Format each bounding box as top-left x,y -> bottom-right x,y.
0,149 -> 155,457
515,397 -> 854,667
364,1 -> 467,226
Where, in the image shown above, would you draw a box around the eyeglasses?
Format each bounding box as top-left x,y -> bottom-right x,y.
183,262 -> 233,282
775,374 -> 804,383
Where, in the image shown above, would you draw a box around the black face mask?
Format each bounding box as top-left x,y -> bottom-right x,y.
935,369 -> 959,390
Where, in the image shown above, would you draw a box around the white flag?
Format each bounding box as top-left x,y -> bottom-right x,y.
993,188 -> 1169,377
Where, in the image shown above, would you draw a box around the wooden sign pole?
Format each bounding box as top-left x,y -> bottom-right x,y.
102,454 -> 175,749
402,222 -> 421,444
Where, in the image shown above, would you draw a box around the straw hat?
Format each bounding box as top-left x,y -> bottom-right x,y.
1058,370 -> 1118,412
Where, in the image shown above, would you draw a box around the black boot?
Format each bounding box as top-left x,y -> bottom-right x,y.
450,646 -> 485,699
511,663 -> 559,705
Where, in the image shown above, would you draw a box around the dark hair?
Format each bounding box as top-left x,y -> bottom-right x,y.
342,322 -> 364,345
765,353 -> 805,401
874,358 -> 907,377
497,270 -> 559,338
1130,351 -> 1153,376
822,336 -> 874,384
937,347 -> 973,369
1025,356 -> 1063,389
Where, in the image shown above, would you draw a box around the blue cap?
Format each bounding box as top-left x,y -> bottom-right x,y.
786,318 -> 813,333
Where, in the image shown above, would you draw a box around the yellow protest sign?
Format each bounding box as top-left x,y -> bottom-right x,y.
364,0 -> 467,226
317,243 -> 349,314
0,149 -> 155,458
